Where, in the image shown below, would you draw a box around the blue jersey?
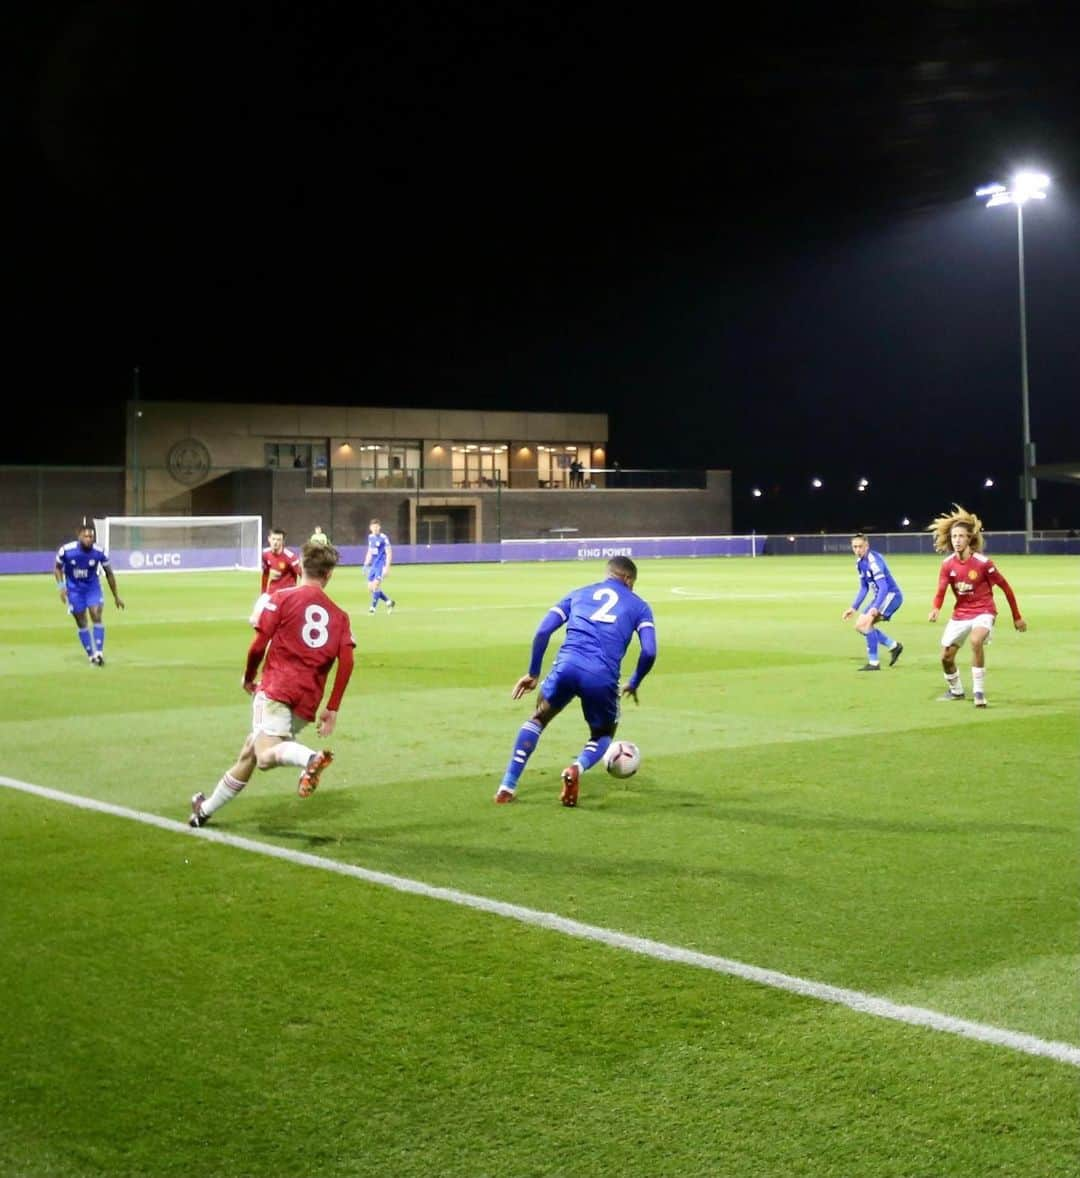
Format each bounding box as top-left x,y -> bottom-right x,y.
540,578 -> 656,682
56,540 -> 111,592
366,532 -> 390,567
852,549 -> 902,615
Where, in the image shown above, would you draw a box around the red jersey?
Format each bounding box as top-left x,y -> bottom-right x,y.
260,546 -> 302,594
251,584 -> 356,721
933,552 -> 1022,622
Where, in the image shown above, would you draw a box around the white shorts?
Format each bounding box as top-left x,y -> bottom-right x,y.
249,592 -> 271,626
252,691 -> 307,739
941,613 -> 996,650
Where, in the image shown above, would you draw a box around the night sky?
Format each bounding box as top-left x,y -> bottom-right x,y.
10,1 -> 1080,532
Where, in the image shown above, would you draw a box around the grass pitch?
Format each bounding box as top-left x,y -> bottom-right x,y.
1,556 -> 1077,1177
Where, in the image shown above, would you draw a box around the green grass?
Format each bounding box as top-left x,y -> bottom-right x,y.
1,556 -> 1077,1177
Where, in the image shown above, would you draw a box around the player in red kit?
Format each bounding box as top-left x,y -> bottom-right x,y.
927,506 -> 1026,708
249,527 -> 303,625
190,541 -> 356,826
260,527 -> 302,593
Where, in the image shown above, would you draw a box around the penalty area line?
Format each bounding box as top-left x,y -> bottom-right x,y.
3,775 -> 1079,1070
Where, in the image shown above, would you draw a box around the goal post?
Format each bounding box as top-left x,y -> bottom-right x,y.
93,516 -> 263,573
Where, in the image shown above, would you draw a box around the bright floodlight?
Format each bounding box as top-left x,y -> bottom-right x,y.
811,477 -> 822,488
977,171 -> 1050,207
984,477 -> 994,488
751,488 -> 762,498
976,168 -> 1049,551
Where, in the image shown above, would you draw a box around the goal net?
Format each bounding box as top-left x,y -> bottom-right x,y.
93,516 -> 263,573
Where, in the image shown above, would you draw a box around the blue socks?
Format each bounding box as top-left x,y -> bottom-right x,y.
577,735 -> 612,772
77,627 -> 93,656
501,720 -> 544,790
865,630 -> 880,663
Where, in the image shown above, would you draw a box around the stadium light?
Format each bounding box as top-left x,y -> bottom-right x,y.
811,477 -> 823,488
984,477 -> 995,488
751,487 -> 763,498
976,170 -> 1049,553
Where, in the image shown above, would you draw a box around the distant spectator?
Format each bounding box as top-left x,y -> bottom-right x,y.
310,525 -> 330,547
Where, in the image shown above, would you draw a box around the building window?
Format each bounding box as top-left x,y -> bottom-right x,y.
352,441 -> 421,487
449,443 -> 508,487
536,444 -> 589,487
265,441 -> 329,483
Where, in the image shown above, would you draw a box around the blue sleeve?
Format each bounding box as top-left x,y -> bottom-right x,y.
626,622 -> 657,691
528,609 -> 565,677
851,573 -> 869,611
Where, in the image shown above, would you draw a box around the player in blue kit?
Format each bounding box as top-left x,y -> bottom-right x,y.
841,533 -> 903,670
495,555 -> 657,807
55,523 -> 125,665
363,518 -> 396,615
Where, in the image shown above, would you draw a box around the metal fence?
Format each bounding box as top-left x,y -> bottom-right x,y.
760,531 -> 1080,556
0,464 -> 714,553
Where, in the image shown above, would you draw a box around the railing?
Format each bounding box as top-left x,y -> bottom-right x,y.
758,531 -> 1080,556
0,464 -> 715,554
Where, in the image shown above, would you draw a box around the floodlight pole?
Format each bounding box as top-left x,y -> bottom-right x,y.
132,366 -> 142,515
1015,203 -> 1035,554
979,173 -> 1047,553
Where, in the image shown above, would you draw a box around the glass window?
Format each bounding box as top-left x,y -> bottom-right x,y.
448,444 -> 508,487
352,441 -> 421,487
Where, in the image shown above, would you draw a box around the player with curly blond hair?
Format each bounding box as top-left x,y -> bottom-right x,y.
927,506 -> 1026,707
929,505 -> 985,555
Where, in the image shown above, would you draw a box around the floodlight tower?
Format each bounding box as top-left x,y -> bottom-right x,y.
975,171 -> 1049,553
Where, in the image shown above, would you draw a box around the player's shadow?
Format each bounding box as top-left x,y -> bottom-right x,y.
232,789 -> 777,886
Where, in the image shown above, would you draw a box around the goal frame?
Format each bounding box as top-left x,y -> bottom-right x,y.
93,515 -> 263,573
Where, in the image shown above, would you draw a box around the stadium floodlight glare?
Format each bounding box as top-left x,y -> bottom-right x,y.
976,169 -> 1050,552
751,488 -> 763,498
811,477 -> 823,488
984,477 -> 995,488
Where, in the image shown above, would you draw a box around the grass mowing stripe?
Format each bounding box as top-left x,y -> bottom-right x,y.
6,774 -> 1078,1071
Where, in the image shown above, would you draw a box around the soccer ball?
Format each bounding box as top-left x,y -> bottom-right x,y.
603,740 -> 641,779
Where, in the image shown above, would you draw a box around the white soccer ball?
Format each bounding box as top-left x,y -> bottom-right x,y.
603,740 -> 641,779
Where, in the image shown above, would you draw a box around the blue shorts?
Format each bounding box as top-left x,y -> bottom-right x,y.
867,590 -> 903,621
540,662 -> 621,732
367,563 -> 387,585
67,580 -> 104,614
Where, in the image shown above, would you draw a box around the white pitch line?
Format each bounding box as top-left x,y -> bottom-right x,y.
4,775 -> 1078,1070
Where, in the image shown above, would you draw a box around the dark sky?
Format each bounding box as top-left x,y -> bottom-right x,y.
9,1 -> 1080,530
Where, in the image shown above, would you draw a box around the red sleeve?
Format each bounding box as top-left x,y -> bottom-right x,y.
989,567 -> 1022,621
244,631 -> 270,684
259,558 -> 268,594
325,642 -> 355,712
932,561 -> 950,610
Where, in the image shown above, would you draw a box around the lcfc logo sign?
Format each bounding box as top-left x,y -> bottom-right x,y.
129,551 -> 182,569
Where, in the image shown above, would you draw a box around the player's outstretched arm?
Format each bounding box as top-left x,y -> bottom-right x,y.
105,570 -> 125,610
